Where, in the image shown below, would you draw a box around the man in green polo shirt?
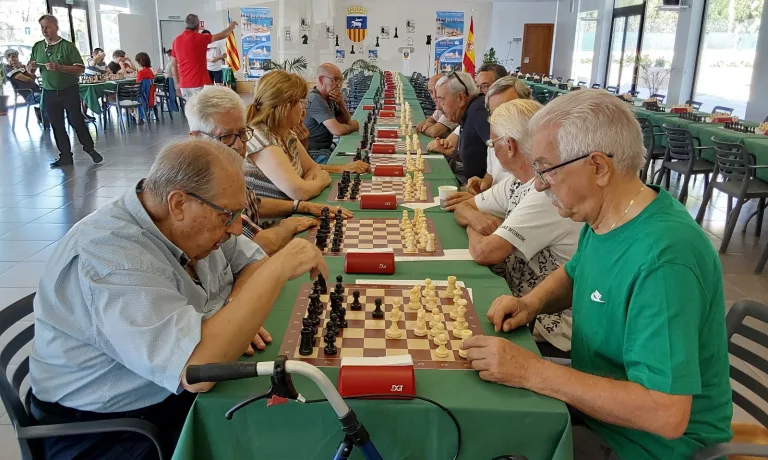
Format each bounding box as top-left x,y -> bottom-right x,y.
462,90 -> 732,460
28,14 -> 102,167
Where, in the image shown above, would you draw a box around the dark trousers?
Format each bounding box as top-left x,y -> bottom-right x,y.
29,391 -> 196,460
43,85 -> 95,158
208,70 -> 223,84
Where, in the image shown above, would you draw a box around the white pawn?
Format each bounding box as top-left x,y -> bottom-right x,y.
426,234 -> 436,253
452,288 -> 463,308
386,319 -> 403,339
458,330 -> 473,359
453,305 -> 467,338
414,310 -> 428,336
435,332 -> 450,358
409,287 -> 422,310
418,232 -> 427,250
405,236 -> 417,253
420,185 -> 428,201
428,306 -> 441,329
423,278 -> 433,296
431,322 -> 446,342
390,298 -> 402,321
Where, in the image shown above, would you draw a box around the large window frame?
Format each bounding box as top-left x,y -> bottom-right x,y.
604,3 -> 648,92
48,0 -> 94,55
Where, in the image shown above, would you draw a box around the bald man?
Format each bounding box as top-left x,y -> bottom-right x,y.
304,63 -> 360,163
416,73 -> 459,138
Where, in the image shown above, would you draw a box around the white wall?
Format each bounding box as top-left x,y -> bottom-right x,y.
486,1 -> 558,71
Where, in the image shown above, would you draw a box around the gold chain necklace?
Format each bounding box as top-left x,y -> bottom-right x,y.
609,186 -> 645,232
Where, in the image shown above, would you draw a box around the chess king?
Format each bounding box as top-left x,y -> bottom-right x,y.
346,6 -> 368,43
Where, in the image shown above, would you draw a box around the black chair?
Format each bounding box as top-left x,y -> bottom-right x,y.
155,79 -> 174,120
590,83 -> 601,89
758,240 -> 768,274
650,93 -> 666,103
577,81 -> 587,87
0,293 -> 165,460
106,82 -> 145,133
712,105 -> 735,115
693,299 -> 768,459
695,138 -> 768,254
655,124 -> 714,203
686,100 -> 703,111
628,90 -> 640,97
605,85 -> 619,94
638,117 -> 666,183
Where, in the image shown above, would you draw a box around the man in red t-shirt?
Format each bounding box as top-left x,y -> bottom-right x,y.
171,14 -> 236,98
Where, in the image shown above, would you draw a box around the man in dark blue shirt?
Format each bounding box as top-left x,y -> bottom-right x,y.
435,71 -> 490,182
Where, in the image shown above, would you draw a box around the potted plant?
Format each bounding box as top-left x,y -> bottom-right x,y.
342,59 -> 382,80
265,56 -> 309,75
483,48 -> 499,64
637,54 -> 672,100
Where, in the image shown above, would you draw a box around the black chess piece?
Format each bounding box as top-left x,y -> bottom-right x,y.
317,273 -> 328,294
375,36 -> 380,47
354,173 -> 361,184
338,307 -> 348,328
335,34 -> 340,47
372,298 -> 384,319
327,313 -> 339,334
302,34 -> 309,45
299,327 -> 315,356
394,27 -> 398,38
335,276 -> 344,293
323,331 -> 337,355
350,44 -> 355,55
337,182 -> 346,199
351,291 -> 362,311
331,238 -> 342,253
302,317 -> 318,339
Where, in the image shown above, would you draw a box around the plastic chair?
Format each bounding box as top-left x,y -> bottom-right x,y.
0,293 -> 165,460
591,83 -> 601,89
692,299 -> 768,460
758,241 -> 768,273
638,117 -> 666,183
155,78 -> 174,120
106,81 -> 144,133
605,85 -> 619,94
712,105 -> 735,115
695,138 -> 768,254
10,88 -> 42,129
650,93 -> 666,103
686,100 -> 703,111
655,124 -> 714,203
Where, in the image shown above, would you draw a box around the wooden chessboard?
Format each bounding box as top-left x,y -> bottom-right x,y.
347,154 -> 432,173
280,283 -> 483,369
328,179 -> 434,203
305,218 -> 445,257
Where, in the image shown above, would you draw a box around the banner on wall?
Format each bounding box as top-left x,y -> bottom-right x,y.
346,6 -> 368,43
434,11 -> 464,73
336,49 -> 345,63
368,49 -> 378,62
241,7 -> 273,79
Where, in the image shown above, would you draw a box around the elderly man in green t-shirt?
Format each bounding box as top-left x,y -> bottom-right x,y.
462,89 -> 732,460
28,14 -> 102,168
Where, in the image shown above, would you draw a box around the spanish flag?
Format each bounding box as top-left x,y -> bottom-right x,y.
226,11 -> 241,72
462,16 -> 475,78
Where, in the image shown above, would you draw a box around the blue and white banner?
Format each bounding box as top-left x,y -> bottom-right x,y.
435,11 -> 464,73
241,7 -> 272,79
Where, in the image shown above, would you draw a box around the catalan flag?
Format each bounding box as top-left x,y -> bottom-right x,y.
226,11 -> 241,72
462,16 -> 475,78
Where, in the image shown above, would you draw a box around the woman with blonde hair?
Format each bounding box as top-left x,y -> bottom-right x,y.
245,70 -> 367,201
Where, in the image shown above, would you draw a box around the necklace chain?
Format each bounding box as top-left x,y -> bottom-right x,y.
609,186 -> 645,231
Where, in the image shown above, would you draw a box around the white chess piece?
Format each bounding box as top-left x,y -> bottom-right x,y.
419,185 -> 428,201
414,310 -> 428,336
431,322 -> 446,342
405,236 -> 417,253
458,330 -> 473,358
447,276 -> 457,296
423,278 -> 432,296
435,332 -> 450,358
409,287 -> 422,310
426,234 -> 436,253
386,319 -> 403,338
453,304 -> 467,338
390,298 -> 402,321
452,288 -> 463,308
428,306 -> 440,329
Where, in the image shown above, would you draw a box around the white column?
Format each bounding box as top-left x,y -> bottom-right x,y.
745,4 -> 768,122
665,1 -> 704,105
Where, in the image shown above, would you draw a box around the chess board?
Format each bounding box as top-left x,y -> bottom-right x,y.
328,179 -> 434,203
305,218 -> 445,256
281,283 -> 483,369
349,154 -> 432,173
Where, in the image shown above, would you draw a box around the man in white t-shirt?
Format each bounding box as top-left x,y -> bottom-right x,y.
203,29 -> 226,84
416,73 -> 459,138
453,99 -> 583,352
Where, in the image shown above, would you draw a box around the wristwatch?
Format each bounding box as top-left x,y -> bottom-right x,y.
292,199 -> 301,215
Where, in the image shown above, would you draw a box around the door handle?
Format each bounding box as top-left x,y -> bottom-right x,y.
523,57 -> 530,63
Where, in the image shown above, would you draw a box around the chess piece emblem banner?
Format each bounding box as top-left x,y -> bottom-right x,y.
346,6 -> 368,43
434,11 -> 465,74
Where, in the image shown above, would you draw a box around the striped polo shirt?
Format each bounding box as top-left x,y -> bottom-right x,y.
85,58 -> 107,76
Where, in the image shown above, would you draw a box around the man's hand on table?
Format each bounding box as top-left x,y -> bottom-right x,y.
468,213 -> 502,236
301,202 -> 353,219
427,137 -> 454,155
466,177 -> 491,195
462,335 -> 543,388
280,216 -> 318,234
443,192 -> 475,211
487,295 -> 539,332
244,327 -> 273,355
416,120 -> 428,132
346,160 -> 370,174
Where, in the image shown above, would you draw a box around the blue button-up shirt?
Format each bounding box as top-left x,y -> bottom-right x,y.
30,181 -> 266,413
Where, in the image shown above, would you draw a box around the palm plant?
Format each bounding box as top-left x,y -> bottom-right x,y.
266,56 -> 309,74
341,59 -> 382,80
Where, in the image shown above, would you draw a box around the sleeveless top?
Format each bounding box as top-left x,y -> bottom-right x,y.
85,58 -> 107,76
244,124 -> 304,200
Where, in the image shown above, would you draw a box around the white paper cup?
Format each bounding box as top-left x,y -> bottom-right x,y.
438,185 -> 458,209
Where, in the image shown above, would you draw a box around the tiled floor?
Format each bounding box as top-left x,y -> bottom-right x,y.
0,107 -> 767,458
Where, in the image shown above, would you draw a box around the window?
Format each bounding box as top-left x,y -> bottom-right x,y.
694,0 -> 763,117
572,10 -> 598,83
0,0 -> 48,106
636,0 -> 679,99
100,5 -> 129,57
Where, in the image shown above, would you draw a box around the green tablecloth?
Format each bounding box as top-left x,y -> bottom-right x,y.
78,81 -> 118,114
173,257 -> 572,460
310,177 -> 459,213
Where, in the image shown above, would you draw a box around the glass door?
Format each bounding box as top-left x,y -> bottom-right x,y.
50,2 -> 92,57
605,4 -> 645,94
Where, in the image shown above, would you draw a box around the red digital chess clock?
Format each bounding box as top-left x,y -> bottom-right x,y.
344,250 -> 395,274
360,193 -> 397,210
373,165 -> 404,177
362,104 -> 374,110
338,356 -> 416,399
379,111 -> 396,118
376,129 -> 399,139
382,105 -> 396,111
371,143 -> 396,154
384,99 -> 396,105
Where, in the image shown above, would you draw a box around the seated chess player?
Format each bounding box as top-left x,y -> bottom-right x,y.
443,76 -> 533,209
29,139 -> 328,459
453,99 -> 581,353
462,90 -> 732,459
415,73 -> 458,138
186,86 -> 354,255
245,70 -> 367,202
430,71 -> 490,182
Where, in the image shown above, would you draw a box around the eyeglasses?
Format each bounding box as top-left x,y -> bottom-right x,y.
320,75 -> 343,84
187,192 -> 246,226
199,127 -> 254,147
477,83 -> 491,93
485,136 -> 507,148
447,71 -> 469,96
533,152 -> 614,187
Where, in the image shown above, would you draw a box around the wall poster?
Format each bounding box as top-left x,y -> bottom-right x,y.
241,7 -> 272,79
434,11 -> 464,73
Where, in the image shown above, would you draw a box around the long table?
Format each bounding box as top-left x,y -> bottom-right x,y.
172,73 -> 573,460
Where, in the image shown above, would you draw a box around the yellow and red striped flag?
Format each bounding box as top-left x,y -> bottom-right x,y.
462,16 -> 476,78
226,11 -> 241,71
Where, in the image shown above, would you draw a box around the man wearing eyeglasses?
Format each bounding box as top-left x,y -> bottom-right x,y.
461,90 -> 732,459
304,63 -> 360,163
434,71 -> 490,182
29,138 -> 328,459
416,73 -> 459,138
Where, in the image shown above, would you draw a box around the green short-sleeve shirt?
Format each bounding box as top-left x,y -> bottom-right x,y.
31,38 -> 83,90
564,186 -> 732,460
